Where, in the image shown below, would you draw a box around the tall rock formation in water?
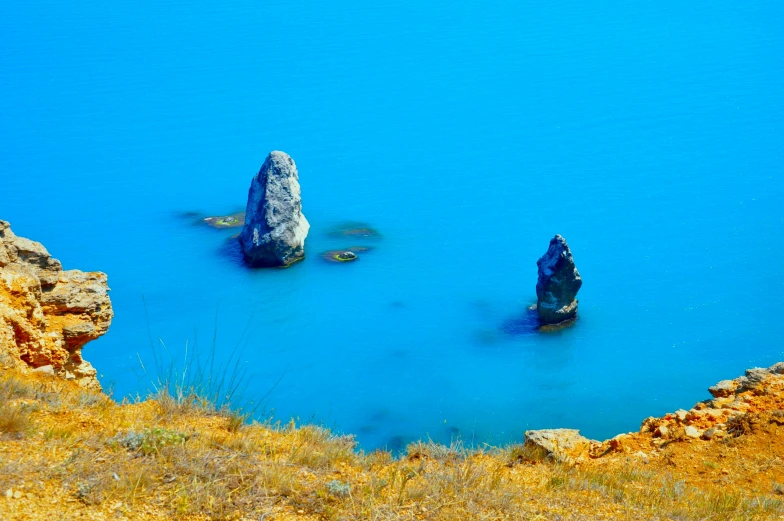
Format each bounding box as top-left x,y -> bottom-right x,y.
0,221 -> 113,389
239,151 -> 310,267
536,234 -> 582,326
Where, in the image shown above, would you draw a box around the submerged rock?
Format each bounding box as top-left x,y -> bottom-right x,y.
203,211 -> 245,229
239,151 -> 310,267
535,235 -> 582,326
321,246 -> 373,264
326,222 -> 382,240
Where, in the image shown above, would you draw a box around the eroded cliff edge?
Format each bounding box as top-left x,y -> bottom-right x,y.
0,221 -> 112,390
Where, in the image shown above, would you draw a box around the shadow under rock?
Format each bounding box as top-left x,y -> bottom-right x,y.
499,306 -> 541,336
216,235 -> 246,268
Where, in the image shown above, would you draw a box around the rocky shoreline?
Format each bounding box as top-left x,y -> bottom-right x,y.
1,351 -> 782,520
0,220 -> 780,455
2,221 -> 784,519
522,361 -> 784,464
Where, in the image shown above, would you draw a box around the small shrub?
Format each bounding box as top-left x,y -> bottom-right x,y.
75,479 -> 104,505
548,474 -> 568,489
225,410 -> 246,433
726,413 -> 757,437
0,403 -> 30,438
109,427 -> 188,456
326,479 -> 351,497
76,391 -> 105,408
407,439 -> 465,461
0,374 -> 38,400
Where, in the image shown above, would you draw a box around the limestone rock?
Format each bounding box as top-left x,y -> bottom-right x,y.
639,416 -> 657,433
0,221 -> 62,287
535,235 -> 582,325
239,151 -> 310,267
709,379 -> 738,398
0,220 -> 112,390
524,428 -> 590,463
737,367 -> 769,392
702,427 -> 724,441
31,364 -> 54,376
769,362 -> 784,375
654,425 -> 670,438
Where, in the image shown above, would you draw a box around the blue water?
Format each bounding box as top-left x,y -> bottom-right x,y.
2,1 -> 783,450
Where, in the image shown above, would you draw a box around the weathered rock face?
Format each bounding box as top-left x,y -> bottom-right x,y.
535,235 -> 582,325
0,221 -> 112,390
635,362 -> 784,446
239,151 -> 310,267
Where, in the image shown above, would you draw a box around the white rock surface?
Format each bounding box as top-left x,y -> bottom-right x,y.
239,151 -> 310,267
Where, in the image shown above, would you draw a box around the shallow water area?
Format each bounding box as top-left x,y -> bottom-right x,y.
2,0 -> 783,450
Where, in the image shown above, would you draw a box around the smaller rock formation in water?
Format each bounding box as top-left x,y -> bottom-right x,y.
0,221 -> 113,389
333,251 -> 358,262
321,246 -> 373,264
535,234 -> 582,326
203,211 -> 245,229
326,222 -> 382,240
239,151 -> 310,267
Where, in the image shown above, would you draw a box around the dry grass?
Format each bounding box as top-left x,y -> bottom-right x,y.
0,373 -> 39,438
1,367 -> 784,521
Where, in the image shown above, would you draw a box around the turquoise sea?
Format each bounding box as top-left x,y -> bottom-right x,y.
2,1 -> 783,450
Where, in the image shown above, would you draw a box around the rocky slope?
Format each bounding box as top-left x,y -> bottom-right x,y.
1,361 -> 783,520
0,221 -> 112,389
523,361 -> 784,465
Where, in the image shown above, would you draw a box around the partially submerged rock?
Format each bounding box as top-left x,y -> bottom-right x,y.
0,221 -> 113,389
321,246 -> 373,264
524,428 -> 591,463
239,151 -> 310,268
535,235 -> 582,326
333,251 -> 357,262
203,211 -> 245,229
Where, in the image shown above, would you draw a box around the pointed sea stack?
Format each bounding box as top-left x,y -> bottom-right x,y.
239,151 -> 310,267
536,234 -> 582,326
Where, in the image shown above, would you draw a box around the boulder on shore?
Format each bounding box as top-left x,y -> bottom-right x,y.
524,429 -> 591,463
239,151 -> 310,267
536,235 -> 582,326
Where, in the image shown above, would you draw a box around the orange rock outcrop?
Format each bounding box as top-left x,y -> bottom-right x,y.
0,220 -> 112,389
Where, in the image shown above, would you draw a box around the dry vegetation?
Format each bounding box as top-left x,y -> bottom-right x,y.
1,366 -> 784,521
